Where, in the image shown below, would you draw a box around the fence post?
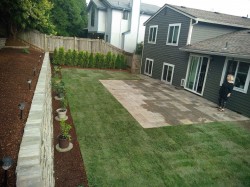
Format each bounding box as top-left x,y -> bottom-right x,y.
44,34 -> 47,51
74,37 -> 77,51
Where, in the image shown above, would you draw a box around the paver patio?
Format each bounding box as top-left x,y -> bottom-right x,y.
100,75 -> 249,128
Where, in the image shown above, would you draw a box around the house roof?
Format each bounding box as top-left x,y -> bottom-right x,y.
144,4 -> 250,29
88,0 -> 160,15
179,30 -> 250,59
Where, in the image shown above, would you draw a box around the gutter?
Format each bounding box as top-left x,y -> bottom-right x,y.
179,48 -> 250,59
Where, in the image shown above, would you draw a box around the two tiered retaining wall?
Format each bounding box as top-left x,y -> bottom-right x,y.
16,53 -> 54,186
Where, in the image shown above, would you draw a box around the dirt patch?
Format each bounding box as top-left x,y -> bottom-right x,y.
0,44 -> 88,186
0,47 -> 43,186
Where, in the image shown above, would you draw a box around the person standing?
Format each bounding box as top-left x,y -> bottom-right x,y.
218,74 -> 234,112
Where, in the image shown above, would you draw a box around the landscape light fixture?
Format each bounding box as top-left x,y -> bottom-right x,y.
18,102 -> 25,119
2,156 -> 13,187
27,79 -> 32,90
33,67 -> 36,76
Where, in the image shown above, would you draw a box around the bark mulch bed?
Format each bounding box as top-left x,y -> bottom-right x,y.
0,41 -> 88,186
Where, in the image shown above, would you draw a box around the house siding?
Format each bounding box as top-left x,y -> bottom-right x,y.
191,23 -> 239,44
203,55 -> 250,117
142,7 -> 190,86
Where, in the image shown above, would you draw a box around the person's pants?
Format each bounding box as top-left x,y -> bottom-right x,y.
218,97 -> 227,108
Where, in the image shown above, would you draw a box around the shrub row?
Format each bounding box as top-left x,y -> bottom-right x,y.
52,47 -> 127,69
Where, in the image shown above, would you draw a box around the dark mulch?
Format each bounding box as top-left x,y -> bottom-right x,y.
0,41 -> 88,186
52,91 -> 88,187
0,47 -> 43,186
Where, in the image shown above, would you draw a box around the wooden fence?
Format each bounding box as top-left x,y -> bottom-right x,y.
18,30 -> 133,66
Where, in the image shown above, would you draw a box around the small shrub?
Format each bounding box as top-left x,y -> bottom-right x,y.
78,51 -> 85,67
135,42 -> 143,55
115,54 -> 121,69
60,120 -> 72,140
89,53 -> 94,68
65,49 -> 72,66
106,52 -> 112,69
22,48 -> 30,54
58,47 -> 65,65
99,54 -> 105,69
72,50 -> 78,66
84,51 -> 89,68
112,54 -> 116,69
52,48 -> 58,65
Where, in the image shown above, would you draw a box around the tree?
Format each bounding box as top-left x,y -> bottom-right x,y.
51,0 -> 88,37
0,0 -> 55,38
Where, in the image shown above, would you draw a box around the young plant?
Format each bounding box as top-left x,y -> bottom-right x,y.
22,48 -> 30,54
60,120 -> 72,140
58,47 -> 65,65
60,96 -> 68,109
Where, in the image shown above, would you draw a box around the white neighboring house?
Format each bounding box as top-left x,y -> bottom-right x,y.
87,0 -> 160,53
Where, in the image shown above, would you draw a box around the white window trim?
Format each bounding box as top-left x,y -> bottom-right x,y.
144,58 -> 154,76
220,57 -> 250,94
166,23 -> 181,46
161,62 -> 175,85
148,25 -> 158,44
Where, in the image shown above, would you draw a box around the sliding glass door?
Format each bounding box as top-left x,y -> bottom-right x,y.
185,55 -> 209,95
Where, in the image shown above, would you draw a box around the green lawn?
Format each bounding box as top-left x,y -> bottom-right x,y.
62,68 -> 250,187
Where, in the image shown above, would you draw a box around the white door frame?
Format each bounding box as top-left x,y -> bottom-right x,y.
184,54 -> 210,96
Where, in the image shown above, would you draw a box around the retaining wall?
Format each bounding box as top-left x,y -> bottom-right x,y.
16,53 -> 54,187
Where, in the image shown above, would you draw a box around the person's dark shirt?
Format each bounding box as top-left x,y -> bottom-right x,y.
219,81 -> 234,99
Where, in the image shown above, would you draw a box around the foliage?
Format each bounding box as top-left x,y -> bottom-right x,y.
51,0 -> 88,37
52,47 -> 127,69
60,96 -> 68,109
65,49 -> 72,66
58,47 -> 65,65
52,78 -> 65,97
89,53 -> 94,68
52,48 -> 59,65
59,120 -> 71,140
72,50 -> 78,66
22,48 -> 30,54
0,0 -> 55,38
135,42 -> 143,55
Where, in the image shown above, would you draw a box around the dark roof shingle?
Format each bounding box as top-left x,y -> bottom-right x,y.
169,4 -> 250,28
89,0 -> 160,15
180,30 -> 250,58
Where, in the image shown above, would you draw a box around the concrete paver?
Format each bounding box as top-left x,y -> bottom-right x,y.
100,76 -> 249,128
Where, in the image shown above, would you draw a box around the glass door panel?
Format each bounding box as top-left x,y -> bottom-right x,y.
161,63 -> 174,84
186,56 -> 199,90
186,56 -> 209,95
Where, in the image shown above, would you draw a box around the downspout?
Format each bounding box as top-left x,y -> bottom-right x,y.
186,19 -> 198,45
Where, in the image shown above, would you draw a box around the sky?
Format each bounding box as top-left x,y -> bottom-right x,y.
86,0 -> 250,17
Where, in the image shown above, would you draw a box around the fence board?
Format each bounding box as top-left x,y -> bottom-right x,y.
18,30 -> 133,65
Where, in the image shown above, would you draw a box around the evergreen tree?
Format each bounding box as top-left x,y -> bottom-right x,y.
0,0 -> 55,38
51,0 -> 88,37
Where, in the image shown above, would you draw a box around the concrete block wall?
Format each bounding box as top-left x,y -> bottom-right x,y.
16,52 -> 54,187
0,38 -> 6,49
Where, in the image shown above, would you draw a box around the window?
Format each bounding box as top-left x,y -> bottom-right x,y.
221,58 -> 250,93
144,58 -> 154,76
166,23 -> 181,46
91,7 -> 95,26
123,10 -> 129,20
148,25 -> 158,44
161,63 -> 175,84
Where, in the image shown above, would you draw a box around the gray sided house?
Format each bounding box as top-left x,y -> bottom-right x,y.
141,4 -> 250,117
